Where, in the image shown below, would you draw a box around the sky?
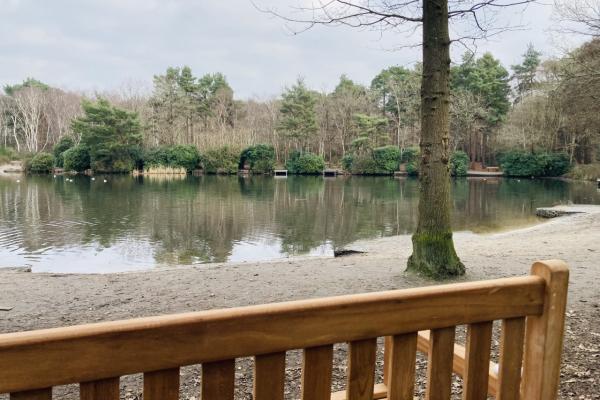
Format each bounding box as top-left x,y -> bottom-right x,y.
0,0 -> 584,99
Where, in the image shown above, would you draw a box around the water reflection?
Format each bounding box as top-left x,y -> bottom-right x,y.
1,175 -> 598,273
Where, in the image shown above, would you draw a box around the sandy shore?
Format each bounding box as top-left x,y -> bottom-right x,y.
0,205 -> 599,399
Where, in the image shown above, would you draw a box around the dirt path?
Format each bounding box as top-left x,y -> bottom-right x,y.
0,205 -> 599,399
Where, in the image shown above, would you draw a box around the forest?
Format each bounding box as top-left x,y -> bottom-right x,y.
0,37 -> 598,178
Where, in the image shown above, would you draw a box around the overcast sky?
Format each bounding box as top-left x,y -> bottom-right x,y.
0,0 -> 584,99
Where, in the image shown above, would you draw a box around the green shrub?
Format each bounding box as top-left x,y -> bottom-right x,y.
239,144 -> 276,173
90,146 -> 140,173
450,151 -> 469,177
53,136 -> 75,167
499,151 -> 541,176
144,144 -> 201,172
168,145 -> 200,171
537,152 -> 570,176
202,146 -> 240,174
341,154 -> 354,171
342,146 -> 402,175
286,151 -> 325,174
373,146 -> 401,174
63,146 -> 91,172
349,155 -> 379,174
406,160 -> 419,176
500,151 -> 571,177
28,152 -> 54,173
400,147 -> 419,163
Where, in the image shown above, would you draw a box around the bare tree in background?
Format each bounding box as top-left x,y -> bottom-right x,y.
260,0 -> 536,278
554,0 -> 600,37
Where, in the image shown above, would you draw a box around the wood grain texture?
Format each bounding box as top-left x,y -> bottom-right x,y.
10,388 -> 52,400
383,337 -> 392,386
425,327 -> 455,400
80,377 -> 120,400
144,368 -> 180,400
521,260 -> 569,400
386,333 -> 418,400
346,338 -> 377,400
0,275 -> 544,393
417,331 -> 498,396
462,322 -> 493,400
202,359 -> 235,400
496,317 -> 525,400
301,345 -> 333,400
254,352 -> 286,400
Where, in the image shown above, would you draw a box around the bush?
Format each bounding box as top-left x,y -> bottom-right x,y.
537,152 -> 570,176
202,146 -> 240,174
500,151 -> 571,177
90,146 -> 140,173
373,146 -> 401,174
348,155 -> 380,174
341,154 -> 354,171
144,145 -> 201,172
52,137 -> 75,167
28,152 -> 54,173
286,151 -> 325,174
406,160 -> 419,176
342,146 -> 402,175
239,144 -> 276,173
63,146 -> 91,172
450,151 -> 469,177
400,147 -> 419,164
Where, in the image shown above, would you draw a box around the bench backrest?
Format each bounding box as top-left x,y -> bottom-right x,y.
0,260 -> 569,400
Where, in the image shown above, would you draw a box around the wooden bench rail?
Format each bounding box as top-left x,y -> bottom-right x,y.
0,260 -> 568,400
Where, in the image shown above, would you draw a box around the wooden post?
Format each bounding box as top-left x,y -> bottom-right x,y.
521,260 -> 569,400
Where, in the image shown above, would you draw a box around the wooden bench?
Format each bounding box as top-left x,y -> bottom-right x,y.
0,260 -> 569,400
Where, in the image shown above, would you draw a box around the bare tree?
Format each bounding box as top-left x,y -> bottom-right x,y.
259,0 -> 535,277
12,87 -> 49,153
553,0 -> 600,37
45,88 -> 83,144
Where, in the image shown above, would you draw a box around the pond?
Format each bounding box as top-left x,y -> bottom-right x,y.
1,174 -> 599,273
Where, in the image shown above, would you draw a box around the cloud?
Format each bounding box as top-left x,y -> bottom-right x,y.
0,0 -> 570,99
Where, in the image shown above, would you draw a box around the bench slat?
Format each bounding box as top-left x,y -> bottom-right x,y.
144,368 -> 180,400
425,327 -> 455,400
10,388 -> 52,400
462,322 -> 493,400
302,345 -> 333,400
497,317 -> 525,400
386,333 -> 417,400
80,377 -> 119,400
521,261 -> 569,400
202,359 -> 235,400
347,338 -> 377,400
254,352 -> 286,400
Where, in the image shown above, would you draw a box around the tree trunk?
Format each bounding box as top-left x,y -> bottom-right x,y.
407,0 -> 464,278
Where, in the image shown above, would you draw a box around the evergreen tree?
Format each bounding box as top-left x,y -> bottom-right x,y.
511,44 -> 542,102
277,78 -> 318,150
452,52 -> 511,125
73,99 -> 142,172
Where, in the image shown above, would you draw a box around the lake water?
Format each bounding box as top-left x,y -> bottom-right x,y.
1,174 -> 599,273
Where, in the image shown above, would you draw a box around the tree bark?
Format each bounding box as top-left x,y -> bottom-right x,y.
407,0 -> 464,278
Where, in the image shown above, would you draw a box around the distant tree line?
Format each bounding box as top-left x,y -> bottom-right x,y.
1,42 -> 598,175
